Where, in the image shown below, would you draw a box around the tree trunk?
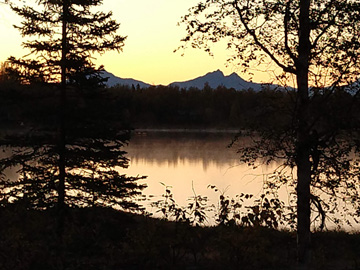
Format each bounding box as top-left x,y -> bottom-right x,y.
296,0 -> 312,268
296,130 -> 312,269
57,0 -> 68,237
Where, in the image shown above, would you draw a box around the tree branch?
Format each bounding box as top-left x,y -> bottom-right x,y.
233,0 -> 296,74
311,11 -> 339,53
284,0 -> 297,62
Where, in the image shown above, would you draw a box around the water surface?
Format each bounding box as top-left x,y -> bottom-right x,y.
123,131 -> 282,221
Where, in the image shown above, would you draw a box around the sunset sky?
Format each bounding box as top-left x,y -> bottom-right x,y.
0,0 -> 276,86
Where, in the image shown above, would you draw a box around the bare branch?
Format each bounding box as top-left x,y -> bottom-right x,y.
284,0 -> 297,62
233,0 -> 296,74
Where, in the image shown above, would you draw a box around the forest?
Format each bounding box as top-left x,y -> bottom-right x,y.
0,81 -> 293,130
2,79 -> 356,130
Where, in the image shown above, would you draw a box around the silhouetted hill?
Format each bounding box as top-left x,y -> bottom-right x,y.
102,69 -> 282,91
169,69 -> 264,91
101,70 -> 151,88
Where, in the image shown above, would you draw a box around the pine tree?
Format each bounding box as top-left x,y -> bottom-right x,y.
0,0 -> 146,213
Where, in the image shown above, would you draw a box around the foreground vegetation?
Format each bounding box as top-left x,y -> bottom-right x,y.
0,205 -> 359,270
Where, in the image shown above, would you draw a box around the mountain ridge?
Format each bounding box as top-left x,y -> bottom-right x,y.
102,69 -> 271,91
169,69 -> 263,91
101,70 -> 151,89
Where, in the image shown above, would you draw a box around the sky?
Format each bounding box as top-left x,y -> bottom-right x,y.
0,0 -> 276,86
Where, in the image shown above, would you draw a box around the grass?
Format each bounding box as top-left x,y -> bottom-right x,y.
0,205 -> 359,270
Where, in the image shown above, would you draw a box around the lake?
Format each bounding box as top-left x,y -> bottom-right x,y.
123,130 -> 360,230
123,130 -> 284,225
1,129 -> 357,230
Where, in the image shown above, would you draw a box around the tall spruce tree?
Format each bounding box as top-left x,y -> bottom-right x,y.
0,0 -> 145,214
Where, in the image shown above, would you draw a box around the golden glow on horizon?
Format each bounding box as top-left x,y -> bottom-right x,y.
0,0 -> 277,86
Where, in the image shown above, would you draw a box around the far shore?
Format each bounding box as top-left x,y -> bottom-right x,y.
132,127 -> 243,134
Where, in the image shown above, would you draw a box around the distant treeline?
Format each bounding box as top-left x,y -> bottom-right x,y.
110,84 -> 295,129
0,81 -> 356,131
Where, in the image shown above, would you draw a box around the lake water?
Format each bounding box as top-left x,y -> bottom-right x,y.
2,129 -> 357,229
123,130 -> 360,230
123,130 -> 284,225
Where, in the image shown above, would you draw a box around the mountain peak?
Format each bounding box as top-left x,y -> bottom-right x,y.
101,69 -> 269,91
210,69 -> 224,76
227,72 -> 239,78
169,70 -> 262,91
101,70 -> 151,88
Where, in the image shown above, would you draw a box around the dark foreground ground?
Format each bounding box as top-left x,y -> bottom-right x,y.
0,206 -> 359,270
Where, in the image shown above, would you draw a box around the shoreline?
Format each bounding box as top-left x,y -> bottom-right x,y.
132,127 -> 243,134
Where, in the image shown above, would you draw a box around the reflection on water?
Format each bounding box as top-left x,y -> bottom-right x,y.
123,131 -> 281,223
2,130 -> 358,229
126,131 -> 240,169
124,131 -> 360,230
0,149 -> 19,181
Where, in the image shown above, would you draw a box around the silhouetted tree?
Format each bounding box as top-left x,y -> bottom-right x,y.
0,0 -> 145,222
179,0 -> 360,267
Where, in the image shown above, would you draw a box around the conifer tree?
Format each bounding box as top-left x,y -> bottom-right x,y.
0,0 -> 145,213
